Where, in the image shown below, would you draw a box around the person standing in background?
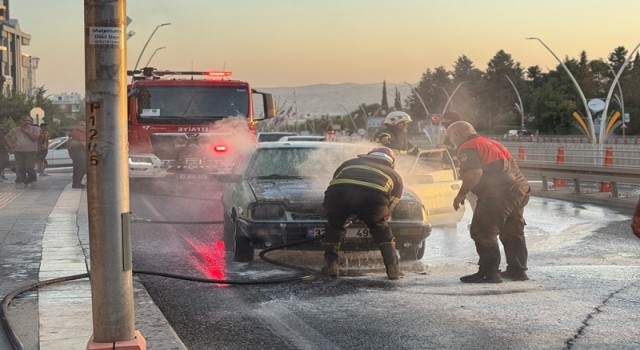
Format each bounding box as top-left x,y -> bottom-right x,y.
632,198 -> 640,239
0,123 -> 9,181
4,116 -> 40,188
37,123 -> 50,176
68,120 -> 87,189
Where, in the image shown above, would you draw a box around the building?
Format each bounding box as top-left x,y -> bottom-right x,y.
0,0 -> 37,95
49,93 -> 83,115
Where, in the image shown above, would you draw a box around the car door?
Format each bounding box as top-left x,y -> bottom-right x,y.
403,149 -> 465,228
47,137 -> 71,166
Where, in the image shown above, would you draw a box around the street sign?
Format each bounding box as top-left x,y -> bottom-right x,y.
431,114 -> 441,123
587,99 -> 605,112
623,113 -> 630,123
30,107 -> 45,125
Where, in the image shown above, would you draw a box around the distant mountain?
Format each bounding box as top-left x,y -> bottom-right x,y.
258,82 -> 415,116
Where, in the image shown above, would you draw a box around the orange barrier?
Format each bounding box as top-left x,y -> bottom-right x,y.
553,147 -> 566,188
599,182 -> 612,192
518,146 -> 525,161
604,147 -> 614,167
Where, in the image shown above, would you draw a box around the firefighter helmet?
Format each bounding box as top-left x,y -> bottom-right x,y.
384,111 -> 412,125
359,147 -> 396,167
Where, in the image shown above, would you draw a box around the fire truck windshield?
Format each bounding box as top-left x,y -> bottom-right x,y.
135,85 -> 250,123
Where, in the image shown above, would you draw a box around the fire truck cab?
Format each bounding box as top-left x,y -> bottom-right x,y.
126,67 -> 276,180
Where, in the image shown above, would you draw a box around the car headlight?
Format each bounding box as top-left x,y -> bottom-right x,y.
393,200 -> 426,221
250,203 -> 285,220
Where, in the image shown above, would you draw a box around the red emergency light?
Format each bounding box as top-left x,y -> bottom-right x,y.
204,71 -> 232,78
213,145 -> 228,152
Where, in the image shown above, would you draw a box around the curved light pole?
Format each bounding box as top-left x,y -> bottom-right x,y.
504,74 -> 525,129
144,46 -> 166,67
133,22 -> 171,71
526,37 -> 596,144
401,81 -> 430,119
599,42 -> 640,147
338,104 -> 358,131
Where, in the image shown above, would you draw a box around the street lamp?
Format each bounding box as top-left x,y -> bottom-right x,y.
504,74 -> 525,129
133,22 -> 171,71
526,37 -> 596,144
338,104 -> 358,131
599,42 -> 640,147
401,81 -> 430,119
144,46 -> 167,67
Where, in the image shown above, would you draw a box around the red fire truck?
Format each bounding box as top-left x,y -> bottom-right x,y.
126,67 -> 276,180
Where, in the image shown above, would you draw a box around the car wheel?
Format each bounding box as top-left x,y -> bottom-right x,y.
234,235 -> 254,262
223,214 -> 235,252
399,240 -> 426,261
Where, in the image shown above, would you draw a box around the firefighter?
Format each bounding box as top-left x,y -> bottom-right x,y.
447,121 -> 531,283
322,147 -> 405,280
374,111 -> 420,155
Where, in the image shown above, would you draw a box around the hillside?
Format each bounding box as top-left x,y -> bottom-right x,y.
258,82 -> 415,116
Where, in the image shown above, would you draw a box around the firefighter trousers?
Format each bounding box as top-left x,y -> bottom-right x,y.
470,186 -> 530,275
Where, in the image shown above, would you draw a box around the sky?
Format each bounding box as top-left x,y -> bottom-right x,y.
11,0 -> 640,95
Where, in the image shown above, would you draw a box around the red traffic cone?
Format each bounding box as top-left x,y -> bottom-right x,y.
604,147 -> 614,167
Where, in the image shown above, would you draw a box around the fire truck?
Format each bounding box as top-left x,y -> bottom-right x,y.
126,67 -> 276,180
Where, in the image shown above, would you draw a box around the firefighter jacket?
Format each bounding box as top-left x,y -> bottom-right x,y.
328,156 -> 404,210
456,134 -> 529,199
374,125 -> 419,155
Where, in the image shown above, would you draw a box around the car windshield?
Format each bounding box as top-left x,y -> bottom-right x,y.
246,147 -> 353,179
135,85 -> 249,123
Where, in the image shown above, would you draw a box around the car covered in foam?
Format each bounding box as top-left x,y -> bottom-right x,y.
220,141 -> 431,262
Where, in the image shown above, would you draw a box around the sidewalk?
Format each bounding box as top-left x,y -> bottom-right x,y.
0,172 -> 187,350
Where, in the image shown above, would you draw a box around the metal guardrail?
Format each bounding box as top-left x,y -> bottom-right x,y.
517,161 -> 639,198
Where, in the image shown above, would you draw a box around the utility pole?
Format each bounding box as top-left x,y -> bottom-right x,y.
85,1 -> 145,348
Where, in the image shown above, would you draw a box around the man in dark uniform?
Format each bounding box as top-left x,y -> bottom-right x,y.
322,147 -> 405,280
447,121 -> 531,283
374,111 -> 419,156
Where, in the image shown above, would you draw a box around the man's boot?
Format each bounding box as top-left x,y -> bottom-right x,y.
321,243 -> 340,277
379,240 -> 405,280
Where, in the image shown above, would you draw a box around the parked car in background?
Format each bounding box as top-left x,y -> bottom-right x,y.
6,136 -> 72,170
45,136 -> 72,167
503,129 -> 533,140
256,131 -> 298,142
220,141 -> 432,262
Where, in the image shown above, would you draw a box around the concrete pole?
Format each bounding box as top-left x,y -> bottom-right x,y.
84,0 -> 142,346
504,74 -> 525,129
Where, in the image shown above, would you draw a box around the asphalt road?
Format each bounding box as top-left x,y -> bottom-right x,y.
130,183 -> 640,350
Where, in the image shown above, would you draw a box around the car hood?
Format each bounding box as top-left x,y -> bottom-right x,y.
248,178 -> 424,220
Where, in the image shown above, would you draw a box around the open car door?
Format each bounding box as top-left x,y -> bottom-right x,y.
400,148 -> 465,228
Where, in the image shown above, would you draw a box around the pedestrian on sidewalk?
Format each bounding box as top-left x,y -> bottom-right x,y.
68,120 -> 87,188
4,116 -> 40,187
37,123 -> 50,176
0,122 -> 9,181
632,198 -> 640,239
447,121 -> 531,283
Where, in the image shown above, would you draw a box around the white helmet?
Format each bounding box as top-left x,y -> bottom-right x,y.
384,111 -> 412,125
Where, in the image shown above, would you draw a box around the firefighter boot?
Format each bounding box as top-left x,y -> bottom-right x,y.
321,244 -> 340,277
379,241 -> 405,280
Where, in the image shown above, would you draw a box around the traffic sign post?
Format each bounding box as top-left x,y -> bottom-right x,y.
30,107 -> 45,125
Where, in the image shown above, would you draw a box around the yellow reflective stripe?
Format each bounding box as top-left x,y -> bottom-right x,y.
333,164 -> 394,192
330,178 -> 388,192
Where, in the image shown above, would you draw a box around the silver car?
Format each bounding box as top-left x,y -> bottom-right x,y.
220,141 -> 431,262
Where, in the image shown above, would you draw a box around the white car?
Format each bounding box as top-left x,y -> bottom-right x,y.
46,136 -> 73,167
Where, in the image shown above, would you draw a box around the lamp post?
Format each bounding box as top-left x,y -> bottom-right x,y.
338,104 -> 358,131
504,74 -> 525,129
526,37 -> 596,144
436,82 -> 467,138
599,42 -> 640,148
133,22 -> 171,71
401,81 -> 430,119
144,46 -> 166,67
